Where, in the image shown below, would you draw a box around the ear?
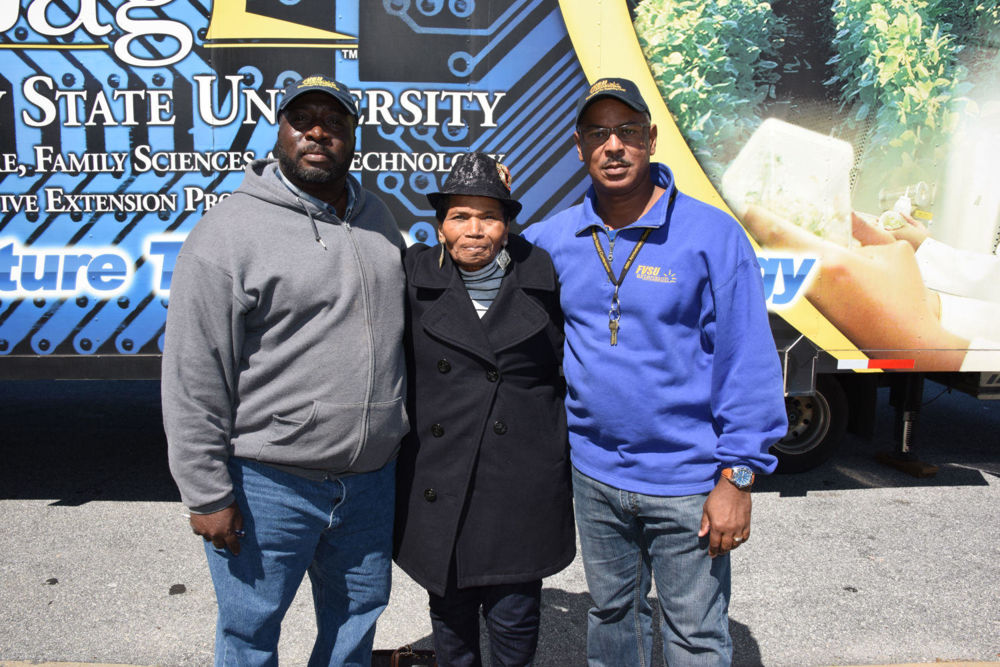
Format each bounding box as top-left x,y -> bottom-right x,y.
574,130 -> 584,162
648,123 -> 658,156
436,225 -> 446,245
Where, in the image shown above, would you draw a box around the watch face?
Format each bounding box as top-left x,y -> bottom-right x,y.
732,467 -> 754,487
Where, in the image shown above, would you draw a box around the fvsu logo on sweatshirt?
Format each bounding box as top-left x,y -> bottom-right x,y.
630,255 -> 818,310
634,265 -> 677,284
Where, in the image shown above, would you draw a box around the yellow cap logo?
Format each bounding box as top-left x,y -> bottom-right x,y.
587,80 -> 626,100
299,76 -> 341,91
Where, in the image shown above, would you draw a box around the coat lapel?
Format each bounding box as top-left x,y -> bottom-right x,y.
481,263 -> 551,353
413,251 -> 498,366
410,234 -> 556,362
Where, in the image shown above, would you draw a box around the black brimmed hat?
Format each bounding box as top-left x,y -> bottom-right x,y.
575,77 -> 649,125
427,153 -> 522,219
278,75 -> 359,118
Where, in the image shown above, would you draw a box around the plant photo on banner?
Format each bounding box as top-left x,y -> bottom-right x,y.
633,0 -> 1000,372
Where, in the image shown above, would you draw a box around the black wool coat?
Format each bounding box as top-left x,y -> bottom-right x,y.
393,233 -> 575,597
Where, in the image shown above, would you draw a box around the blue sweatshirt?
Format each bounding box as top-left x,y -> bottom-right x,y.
522,163 -> 785,496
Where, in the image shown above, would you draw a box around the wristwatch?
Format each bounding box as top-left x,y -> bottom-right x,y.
721,466 -> 755,490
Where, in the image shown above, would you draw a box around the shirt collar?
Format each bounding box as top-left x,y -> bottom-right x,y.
574,162 -> 677,236
277,165 -> 357,221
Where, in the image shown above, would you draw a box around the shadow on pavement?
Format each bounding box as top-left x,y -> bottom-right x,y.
757,382 -> 999,498
1,379 -> 997,504
0,379 -> 179,504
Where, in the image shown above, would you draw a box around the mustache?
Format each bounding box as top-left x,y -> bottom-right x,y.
601,158 -> 632,169
297,143 -> 336,160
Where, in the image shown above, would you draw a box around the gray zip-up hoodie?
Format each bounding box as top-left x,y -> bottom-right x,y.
162,159 -> 408,514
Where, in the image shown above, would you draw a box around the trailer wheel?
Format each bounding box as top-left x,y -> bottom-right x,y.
772,375 -> 848,473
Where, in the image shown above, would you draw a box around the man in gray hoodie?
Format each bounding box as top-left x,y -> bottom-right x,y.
161,74 -> 408,666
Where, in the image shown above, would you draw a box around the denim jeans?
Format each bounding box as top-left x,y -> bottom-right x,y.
204,457 -> 395,667
428,572 -> 542,667
572,466 -> 732,667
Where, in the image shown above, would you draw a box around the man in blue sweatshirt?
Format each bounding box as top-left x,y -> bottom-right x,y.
162,75 -> 407,666
522,77 -> 788,666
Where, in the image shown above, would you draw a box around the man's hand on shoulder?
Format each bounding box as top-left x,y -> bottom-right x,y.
190,503 -> 244,555
698,479 -> 751,558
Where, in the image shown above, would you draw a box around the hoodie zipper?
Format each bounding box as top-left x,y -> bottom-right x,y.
297,186 -> 378,460
342,218 -> 377,458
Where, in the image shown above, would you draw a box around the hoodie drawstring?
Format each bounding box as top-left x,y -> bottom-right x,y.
297,196 -> 328,250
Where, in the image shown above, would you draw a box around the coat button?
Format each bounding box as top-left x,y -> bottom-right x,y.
486,368 -> 499,382
437,359 -> 451,373
430,423 -> 445,437
493,420 -> 508,435
423,488 -> 437,502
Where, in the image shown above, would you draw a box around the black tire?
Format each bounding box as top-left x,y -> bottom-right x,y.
771,374 -> 848,473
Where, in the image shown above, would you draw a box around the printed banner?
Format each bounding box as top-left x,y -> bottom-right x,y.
0,0 -> 590,366
1,0 -> 998,374
572,0 -> 1000,373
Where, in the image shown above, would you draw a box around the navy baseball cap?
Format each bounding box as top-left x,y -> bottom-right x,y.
277,75 -> 359,118
575,77 -> 650,125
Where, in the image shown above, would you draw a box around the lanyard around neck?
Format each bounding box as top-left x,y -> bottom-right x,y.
591,227 -> 652,290
590,188 -> 676,346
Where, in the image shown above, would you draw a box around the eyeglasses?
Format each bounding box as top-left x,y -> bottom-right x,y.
577,123 -> 650,147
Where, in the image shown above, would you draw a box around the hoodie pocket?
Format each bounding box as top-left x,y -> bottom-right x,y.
351,396 -> 410,472
257,397 -> 406,472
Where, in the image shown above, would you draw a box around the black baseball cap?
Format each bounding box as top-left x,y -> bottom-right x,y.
575,77 -> 650,125
427,152 -> 522,219
277,75 -> 359,118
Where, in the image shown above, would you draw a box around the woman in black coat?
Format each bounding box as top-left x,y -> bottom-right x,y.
394,153 -> 574,667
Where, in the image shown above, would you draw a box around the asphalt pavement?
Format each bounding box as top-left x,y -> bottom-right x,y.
0,378 -> 997,666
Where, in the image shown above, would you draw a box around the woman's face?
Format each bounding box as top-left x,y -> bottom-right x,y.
437,195 -> 509,271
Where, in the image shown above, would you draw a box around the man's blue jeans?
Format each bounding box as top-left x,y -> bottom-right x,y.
204,457 -> 395,667
572,466 -> 732,667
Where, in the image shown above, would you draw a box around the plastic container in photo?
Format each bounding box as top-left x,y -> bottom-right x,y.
721,118 -> 854,247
